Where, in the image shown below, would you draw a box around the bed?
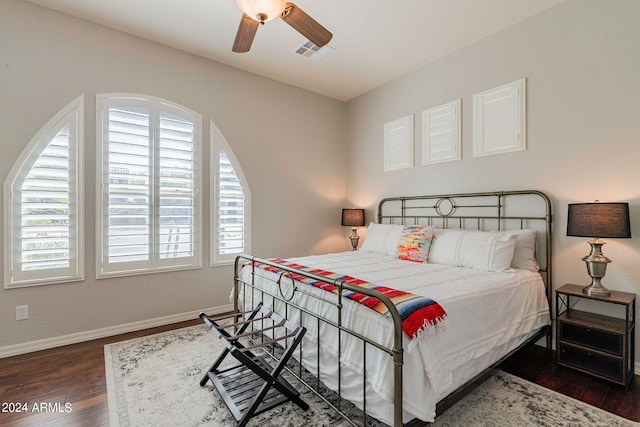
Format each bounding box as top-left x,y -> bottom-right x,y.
231,190 -> 553,426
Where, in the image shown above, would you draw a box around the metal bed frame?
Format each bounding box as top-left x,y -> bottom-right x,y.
232,190 -> 553,427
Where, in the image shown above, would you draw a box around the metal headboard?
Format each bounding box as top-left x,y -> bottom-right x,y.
378,190 -> 553,310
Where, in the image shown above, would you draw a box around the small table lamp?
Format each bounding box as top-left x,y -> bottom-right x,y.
567,202 -> 631,296
341,208 -> 365,250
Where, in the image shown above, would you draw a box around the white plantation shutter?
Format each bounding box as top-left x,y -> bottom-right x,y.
105,106 -> 151,264
21,128 -> 71,270
212,124 -> 251,264
97,95 -> 201,277
422,99 -> 461,165
158,112 -> 196,260
4,97 -> 84,288
218,152 -> 245,255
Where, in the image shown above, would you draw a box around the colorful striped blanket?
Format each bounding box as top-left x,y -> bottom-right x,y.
251,258 -> 447,342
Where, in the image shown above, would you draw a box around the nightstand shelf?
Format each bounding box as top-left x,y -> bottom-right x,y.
556,284 -> 635,387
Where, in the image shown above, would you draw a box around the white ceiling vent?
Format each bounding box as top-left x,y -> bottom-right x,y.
294,41 -> 334,61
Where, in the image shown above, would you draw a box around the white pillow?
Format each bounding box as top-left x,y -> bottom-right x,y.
428,229 -> 517,272
359,222 -> 404,256
500,229 -> 539,272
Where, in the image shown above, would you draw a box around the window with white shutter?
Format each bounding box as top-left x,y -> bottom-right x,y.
97,95 -> 202,277
211,123 -> 251,264
4,97 -> 84,288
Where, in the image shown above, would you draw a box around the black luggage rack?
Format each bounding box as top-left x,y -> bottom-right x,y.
199,303 -> 309,426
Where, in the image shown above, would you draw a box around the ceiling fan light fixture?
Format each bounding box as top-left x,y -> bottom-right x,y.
236,0 -> 286,23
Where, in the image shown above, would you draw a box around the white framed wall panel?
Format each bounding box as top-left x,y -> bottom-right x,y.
422,99 -> 461,165
384,115 -> 414,171
473,78 -> 526,157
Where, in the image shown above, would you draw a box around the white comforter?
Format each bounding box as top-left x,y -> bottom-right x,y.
238,251 -> 550,424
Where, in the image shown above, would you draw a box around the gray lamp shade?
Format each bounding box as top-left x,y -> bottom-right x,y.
341,208 -> 365,227
567,202 -> 631,238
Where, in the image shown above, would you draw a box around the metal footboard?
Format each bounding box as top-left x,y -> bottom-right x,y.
233,255 -> 405,426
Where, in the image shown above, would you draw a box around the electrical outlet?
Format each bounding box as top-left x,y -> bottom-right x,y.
16,305 -> 28,321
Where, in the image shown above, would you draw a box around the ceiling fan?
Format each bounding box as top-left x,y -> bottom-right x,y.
232,0 -> 333,53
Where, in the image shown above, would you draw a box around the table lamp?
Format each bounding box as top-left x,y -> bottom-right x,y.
341,208 -> 365,251
567,202 -> 631,296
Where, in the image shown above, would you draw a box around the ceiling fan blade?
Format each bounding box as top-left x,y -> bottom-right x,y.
280,2 -> 332,47
232,14 -> 260,53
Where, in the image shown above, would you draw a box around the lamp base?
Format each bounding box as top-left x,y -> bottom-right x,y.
581,238 -> 611,297
582,283 -> 611,297
348,227 -> 360,251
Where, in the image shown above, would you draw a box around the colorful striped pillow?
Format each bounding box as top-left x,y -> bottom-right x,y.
396,225 -> 433,262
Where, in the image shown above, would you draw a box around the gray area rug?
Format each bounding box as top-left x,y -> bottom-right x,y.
105,324 -> 637,426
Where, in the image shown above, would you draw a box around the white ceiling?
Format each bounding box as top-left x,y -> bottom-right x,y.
23,0 -> 565,101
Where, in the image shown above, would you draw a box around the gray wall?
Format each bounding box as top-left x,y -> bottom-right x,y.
345,0 -> 640,367
0,0 -> 346,350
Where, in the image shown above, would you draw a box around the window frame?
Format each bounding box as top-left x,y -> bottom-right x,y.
211,122 -> 251,266
4,96 -> 85,288
96,94 -> 203,278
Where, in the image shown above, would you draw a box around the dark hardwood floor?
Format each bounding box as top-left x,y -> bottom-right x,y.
502,344 -> 640,422
1,322 -> 638,426
0,319 -> 201,427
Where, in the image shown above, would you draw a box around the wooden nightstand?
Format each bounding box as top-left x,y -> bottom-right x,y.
555,284 -> 636,387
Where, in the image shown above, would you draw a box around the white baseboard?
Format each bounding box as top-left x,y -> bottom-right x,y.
0,304 -> 233,359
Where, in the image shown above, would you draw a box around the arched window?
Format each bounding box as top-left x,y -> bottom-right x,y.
96,94 -> 202,277
211,122 -> 251,264
4,97 -> 84,288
